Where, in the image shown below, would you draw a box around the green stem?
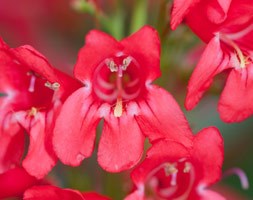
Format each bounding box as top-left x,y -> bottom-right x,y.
130,0 -> 147,34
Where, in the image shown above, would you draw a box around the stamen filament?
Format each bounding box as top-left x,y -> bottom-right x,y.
28,75 -> 36,92
219,33 -> 247,68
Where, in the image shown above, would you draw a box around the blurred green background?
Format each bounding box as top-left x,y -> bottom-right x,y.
1,0 -> 252,199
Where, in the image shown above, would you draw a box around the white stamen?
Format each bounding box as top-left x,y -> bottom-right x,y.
170,172 -> 178,186
226,24 -> 253,40
28,75 -> 36,92
97,75 -> 114,89
106,59 -> 118,72
44,81 -> 60,91
118,65 -> 123,77
122,88 -> 141,100
94,87 -> 118,101
122,56 -> 132,70
174,163 -> 195,200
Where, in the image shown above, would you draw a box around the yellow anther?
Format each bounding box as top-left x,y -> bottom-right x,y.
45,81 -> 60,91
183,162 -> 191,173
28,107 -> 38,117
106,60 -> 118,72
164,163 -> 178,176
122,57 -> 132,70
114,98 -> 123,117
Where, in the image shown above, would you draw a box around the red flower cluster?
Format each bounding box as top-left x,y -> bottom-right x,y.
0,25 -> 226,199
171,0 -> 253,122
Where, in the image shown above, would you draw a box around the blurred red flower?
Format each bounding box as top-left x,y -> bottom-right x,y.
171,0 -> 253,122
125,127 -> 224,200
0,37 -> 81,178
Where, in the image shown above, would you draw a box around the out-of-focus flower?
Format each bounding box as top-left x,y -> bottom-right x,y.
0,37 -> 81,178
0,167 -> 39,199
53,25 -> 192,173
23,185 -> 111,200
171,0 -> 253,122
125,127 -> 224,200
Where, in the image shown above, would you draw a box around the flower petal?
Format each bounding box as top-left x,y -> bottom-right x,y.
82,192 -> 111,200
185,36 -> 227,110
11,45 -> 57,82
0,114 -> 24,173
23,186 -> 85,200
53,87 -> 100,166
218,66 -> 253,122
98,110 -> 145,172
198,189 -> 226,200
0,167 -> 37,199
74,30 -> 121,82
136,85 -> 193,146
192,127 -> 224,186
131,140 -> 189,185
170,0 -> 201,30
206,0 -> 232,24
15,111 -> 57,179
124,190 -> 144,200
120,26 -> 161,82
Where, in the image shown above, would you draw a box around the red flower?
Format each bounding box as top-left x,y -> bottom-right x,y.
53,25 -> 192,172
125,127 -> 224,200
23,185 -> 111,200
171,0 -> 253,122
0,167 -> 39,199
0,37 -> 81,178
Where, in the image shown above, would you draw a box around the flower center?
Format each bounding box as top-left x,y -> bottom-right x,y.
219,33 -> 252,69
93,53 -> 144,117
145,160 -> 195,199
23,70 -> 59,113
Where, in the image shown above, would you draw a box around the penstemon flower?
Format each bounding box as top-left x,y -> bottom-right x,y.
125,127 -> 224,200
0,38 -> 81,178
171,0 -> 253,122
53,25 -> 192,172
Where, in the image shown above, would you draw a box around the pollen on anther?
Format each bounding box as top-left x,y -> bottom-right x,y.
183,162 -> 191,173
28,107 -> 38,117
106,59 -> 118,72
45,81 -> 60,91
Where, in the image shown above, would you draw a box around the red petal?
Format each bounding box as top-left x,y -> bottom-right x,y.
11,45 -> 57,82
131,140 -> 189,185
120,25 -> 161,82
82,192 -> 111,200
74,30 -> 121,82
15,111 -> 57,179
192,127 -> 223,186
198,190 -> 225,200
0,114 -> 24,173
170,0 -> 201,30
185,36 -> 228,110
218,66 -> 253,122
53,87 -> 100,166
24,186 -> 85,200
0,167 -> 38,199
136,85 -> 193,146
98,111 -> 145,172
206,0 -> 232,24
